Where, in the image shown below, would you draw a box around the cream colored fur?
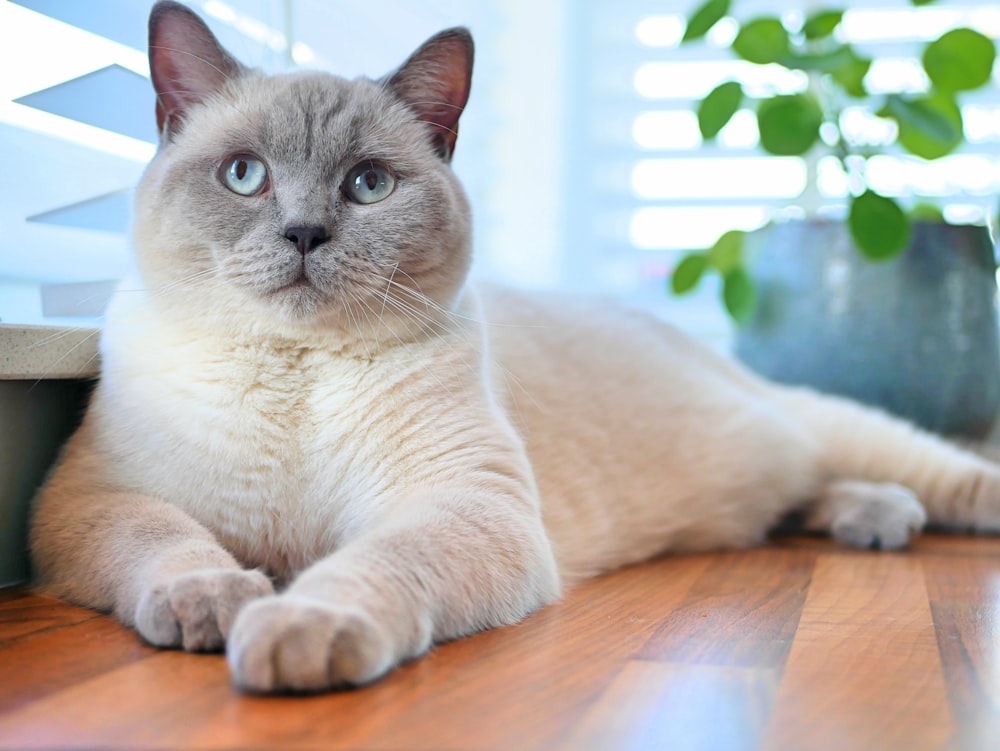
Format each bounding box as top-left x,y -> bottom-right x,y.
29,2 -> 1000,693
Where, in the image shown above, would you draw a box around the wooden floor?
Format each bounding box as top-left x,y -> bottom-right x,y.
2,535 -> 999,751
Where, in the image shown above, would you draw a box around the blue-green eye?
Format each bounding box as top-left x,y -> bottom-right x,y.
220,155 -> 268,196
343,163 -> 395,204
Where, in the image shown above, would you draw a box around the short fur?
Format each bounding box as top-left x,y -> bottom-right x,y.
30,1 -> 1000,693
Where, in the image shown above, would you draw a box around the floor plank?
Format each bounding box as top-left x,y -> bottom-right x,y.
925,554 -> 1000,750
760,552 -> 952,751
0,591 -> 100,645
0,536 -> 998,750
0,616 -> 154,713
558,661 -> 778,751
638,547 -> 815,668
179,552 -> 716,751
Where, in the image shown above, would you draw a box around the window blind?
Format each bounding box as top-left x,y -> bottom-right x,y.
3,0 -> 997,350
0,0 -> 515,327
563,0 -> 1000,351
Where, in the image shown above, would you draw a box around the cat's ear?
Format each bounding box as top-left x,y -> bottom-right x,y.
148,1 -> 246,138
384,28 -> 474,161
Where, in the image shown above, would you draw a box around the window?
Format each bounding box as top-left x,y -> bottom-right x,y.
0,0 -> 537,326
2,0 -> 998,355
563,0 -> 1000,349
0,0 -> 287,326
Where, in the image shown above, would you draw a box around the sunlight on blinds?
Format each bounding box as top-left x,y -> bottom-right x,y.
561,1 -> 1000,348
0,0 -> 520,327
2,0 -> 998,347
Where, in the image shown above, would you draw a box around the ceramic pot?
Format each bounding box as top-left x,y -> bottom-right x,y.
735,219 -> 1000,438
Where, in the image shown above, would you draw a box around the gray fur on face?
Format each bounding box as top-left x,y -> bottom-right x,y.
134,66 -> 472,342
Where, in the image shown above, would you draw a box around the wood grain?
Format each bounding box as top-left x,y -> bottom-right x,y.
0,591 -> 99,644
924,554 -> 1000,750
1,535 -> 998,751
761,552 -> 952,751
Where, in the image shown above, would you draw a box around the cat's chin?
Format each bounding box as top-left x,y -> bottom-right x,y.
264,281 -> 330,322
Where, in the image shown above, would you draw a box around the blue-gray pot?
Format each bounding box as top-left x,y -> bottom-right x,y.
735,219 -> 1000,438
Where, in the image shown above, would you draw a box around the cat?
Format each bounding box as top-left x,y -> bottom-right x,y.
29,0 -> 1000,694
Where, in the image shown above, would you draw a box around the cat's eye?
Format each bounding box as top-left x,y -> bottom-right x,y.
220,155 -> 268,196
343,163 -> 395,204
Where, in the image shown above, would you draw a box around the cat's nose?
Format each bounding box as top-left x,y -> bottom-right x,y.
283,225 -> 329,255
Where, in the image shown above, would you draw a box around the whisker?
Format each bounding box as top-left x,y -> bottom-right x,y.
416,120 -> 458,137
341,288 -> 376,361
379,264 -> 401,323
382,297 -> 450,340
375,291 -> 478,377
26,326 -> 94,351
387,277 -> 545,331
148,46 -> 234,80
357,295 -> 460,400
30,328 -> 102,388
404,101 -> 466,112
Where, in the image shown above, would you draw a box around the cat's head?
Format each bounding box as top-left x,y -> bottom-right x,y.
132,1 -> 474,344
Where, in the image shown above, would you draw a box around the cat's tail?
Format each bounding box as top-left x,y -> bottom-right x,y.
777,384 -> 1000,532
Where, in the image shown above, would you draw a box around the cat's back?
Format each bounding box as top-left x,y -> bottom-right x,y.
477,284 -> 818,580
478,283 -> 775,451
478,283 -> 769,407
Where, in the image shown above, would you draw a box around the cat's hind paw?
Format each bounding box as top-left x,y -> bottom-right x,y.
135,568 -> 273,651
227,596 -> 396,693
827,482 -> 927,550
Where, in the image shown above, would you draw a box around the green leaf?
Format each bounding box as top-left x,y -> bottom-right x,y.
779,46 -> 856,73
911,0 -> 938,6
756,94 -> 823,156
707,229 -> 746,273
732,18 -> 790,64
722,269 -> 756,322
910,202 -> 945,222
698,81 -> 743,140
849,191 -> 911,260
802,9 -> 844,40
683,0 -> 730,43
880,94 -> 962,160
671,253 -> 709,294
830,50 -> 871,97
923,28 -> 996,93
880,94 -> 959,142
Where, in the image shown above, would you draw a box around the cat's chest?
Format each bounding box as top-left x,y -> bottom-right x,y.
108,341 -> 394,571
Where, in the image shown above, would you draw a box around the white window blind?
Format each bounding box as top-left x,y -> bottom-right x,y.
3,0 -> 997,350
562,0 -> 1000,350
0,0 -> 523,327
0,0 -> 295,327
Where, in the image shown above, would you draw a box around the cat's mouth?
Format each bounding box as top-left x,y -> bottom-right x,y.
267,269 -> 323,302
255,258 -> 340,319
265,275 -> 329,320
275,265 -> 319,292
274,279 -> 323,303
285,276 -> 313,289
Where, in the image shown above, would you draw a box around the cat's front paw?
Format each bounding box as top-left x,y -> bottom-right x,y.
227,596 -> 395,693
135,568 -> 273,651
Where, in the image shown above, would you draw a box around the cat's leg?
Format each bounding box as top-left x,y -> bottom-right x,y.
31,433 -> 272,651
227,484 -> 559,692
803,480 -> 927,549
778,386 -> 1000,534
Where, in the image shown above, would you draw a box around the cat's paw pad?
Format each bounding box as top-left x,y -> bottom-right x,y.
135,568 -> 273,652
831,483 -> 927,550
227,596 -> 394,693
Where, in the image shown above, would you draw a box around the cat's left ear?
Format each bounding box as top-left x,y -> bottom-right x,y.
384,28 -> 474,161
148,1 -> 247,139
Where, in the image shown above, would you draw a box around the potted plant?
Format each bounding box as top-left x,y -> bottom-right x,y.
670,0 -> 1000,437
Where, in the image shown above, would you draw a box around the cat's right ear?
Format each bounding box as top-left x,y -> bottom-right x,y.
148,1 -> 245,139
384,28 -> 474,161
